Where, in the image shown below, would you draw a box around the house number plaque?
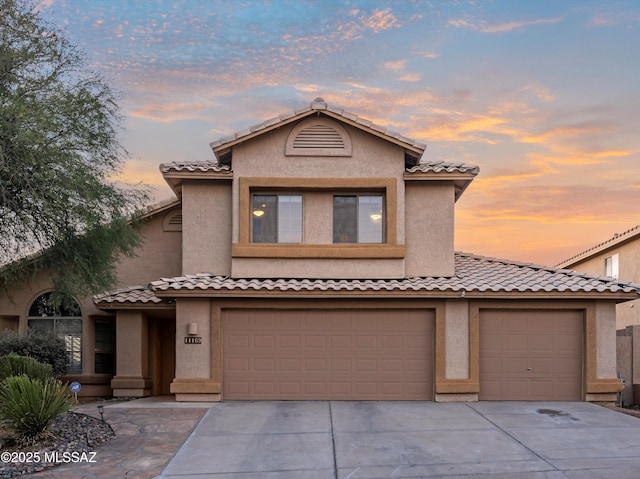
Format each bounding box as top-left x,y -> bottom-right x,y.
184,337 -> 202,344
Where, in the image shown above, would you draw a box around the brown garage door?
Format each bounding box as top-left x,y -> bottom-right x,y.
480,309 -> 583,401
222,309 -> 434,400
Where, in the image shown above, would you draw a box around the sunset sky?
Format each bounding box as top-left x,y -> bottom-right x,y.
38,0 -> 640,267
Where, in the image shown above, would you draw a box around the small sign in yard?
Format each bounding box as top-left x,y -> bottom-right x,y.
69,381 -> 81,403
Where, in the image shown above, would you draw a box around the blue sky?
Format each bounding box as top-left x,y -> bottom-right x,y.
39,0 -> 640,266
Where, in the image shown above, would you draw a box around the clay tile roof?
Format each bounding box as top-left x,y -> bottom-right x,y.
95,253 -> 640,305
556,224 -> 640,268
93,285 -> 166,304
159,161 -> 232,173
209,98 -> 427,154
405,160 -> 480,176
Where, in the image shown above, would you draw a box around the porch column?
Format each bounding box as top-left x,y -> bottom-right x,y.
111,311 -> 152,397
170,298 -> 220,401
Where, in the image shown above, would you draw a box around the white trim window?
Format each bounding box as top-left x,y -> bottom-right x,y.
605,253 -> 619,279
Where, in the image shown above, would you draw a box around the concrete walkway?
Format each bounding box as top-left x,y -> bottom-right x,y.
157,401 -> 640,479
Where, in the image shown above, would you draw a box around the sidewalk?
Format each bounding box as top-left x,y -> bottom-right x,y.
33,397 -> 213,479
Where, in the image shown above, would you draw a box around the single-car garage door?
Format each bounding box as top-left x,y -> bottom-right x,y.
480,309 -> 583,401
222,309 -> 434,400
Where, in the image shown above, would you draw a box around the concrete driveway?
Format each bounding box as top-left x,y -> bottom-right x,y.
157,401 -> 640,478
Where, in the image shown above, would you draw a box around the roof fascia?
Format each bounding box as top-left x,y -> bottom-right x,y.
152,289 -> 639,301
404,172 -> 476,202
94,302 -> 175,311
557,226 -> 640,268
210,109 -> 425,161
210,109 -> 314,159
319,110 -> 425,156
138,198 -> 181,221
162,171 -> 233,198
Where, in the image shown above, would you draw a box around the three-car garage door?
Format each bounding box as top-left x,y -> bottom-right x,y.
479,310 -> 583,401
222,309 -> 434,400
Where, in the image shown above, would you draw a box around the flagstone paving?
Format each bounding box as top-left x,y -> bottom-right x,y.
33,398 -> 210,479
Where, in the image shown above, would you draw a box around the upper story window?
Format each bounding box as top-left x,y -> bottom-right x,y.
235,177 -> 402,259
605,253 -> 619,278
333,195 -> 384,244
27,292 -> 82,374
252,194 -> 303,243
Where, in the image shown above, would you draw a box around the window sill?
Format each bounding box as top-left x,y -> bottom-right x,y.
232,244 -> 405,259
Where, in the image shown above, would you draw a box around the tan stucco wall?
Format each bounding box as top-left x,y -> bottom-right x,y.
231,258 -> 404,279
444,300 -> 469,379
565,240 -> 640,329
116,206 -> 183,287
174,299 -> 211,379
405,181 -> 455,277
114,311 -> 148,377
0,208 -> 182,321
182,180 -> 232,275
228,119 -> 410,279
0,207 -> 182,383
595,301 -> 618,379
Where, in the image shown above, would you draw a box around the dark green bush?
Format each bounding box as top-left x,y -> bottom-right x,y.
0,331 -> 67,375
0,375 -> 73,444
0,354 -> 53,382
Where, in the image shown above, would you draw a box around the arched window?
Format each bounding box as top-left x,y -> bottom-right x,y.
27,292 -> 82,374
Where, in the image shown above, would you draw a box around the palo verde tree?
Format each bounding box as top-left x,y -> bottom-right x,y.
0,0 -> 149,300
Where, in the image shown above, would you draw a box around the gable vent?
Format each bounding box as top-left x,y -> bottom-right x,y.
293,124 -> 345,149
163,211 -> 183,232
286,117 -> 352,156
168,214 -> 183,225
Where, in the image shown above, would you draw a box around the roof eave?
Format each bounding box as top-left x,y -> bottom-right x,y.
150,288 -> 639,301
209,108 -> 426,162
404,171 -> 477,201
557,226 -> 640,268
161,170 -> 233,198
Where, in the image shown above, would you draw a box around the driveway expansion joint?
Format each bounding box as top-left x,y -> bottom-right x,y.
464,403 -> 561,473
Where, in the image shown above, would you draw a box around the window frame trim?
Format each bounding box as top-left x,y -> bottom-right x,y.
251,193 -> 304,244
236,177 -> 402,259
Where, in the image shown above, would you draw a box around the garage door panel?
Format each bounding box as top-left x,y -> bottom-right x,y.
278,358 -> 300,371
529,335 -> 553,353
480,310 -> 583,401
506,334 -> 528,352
553,334 -> 581,352
223,309 -> 434,400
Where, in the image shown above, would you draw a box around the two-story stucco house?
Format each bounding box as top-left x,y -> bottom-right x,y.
1,98 -> 638,403
557,226 -> 640,330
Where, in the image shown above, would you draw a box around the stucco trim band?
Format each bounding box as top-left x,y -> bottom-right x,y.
110,377 -> 152,389
232,244 -> 405,258
170,379 -> 221,394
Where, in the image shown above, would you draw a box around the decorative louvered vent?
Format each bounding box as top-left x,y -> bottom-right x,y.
163,211 -> 183,231
286,117 -> 352,156
293,124 -> 345,149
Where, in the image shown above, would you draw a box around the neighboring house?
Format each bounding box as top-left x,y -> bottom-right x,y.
1,98 -> 638,403
557,226 -> 640,405
557,225 -> 640,330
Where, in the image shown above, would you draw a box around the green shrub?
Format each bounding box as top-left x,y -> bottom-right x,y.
0,331 -> 67,375
0,355 -> 53,382
0,375 -> 73,444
